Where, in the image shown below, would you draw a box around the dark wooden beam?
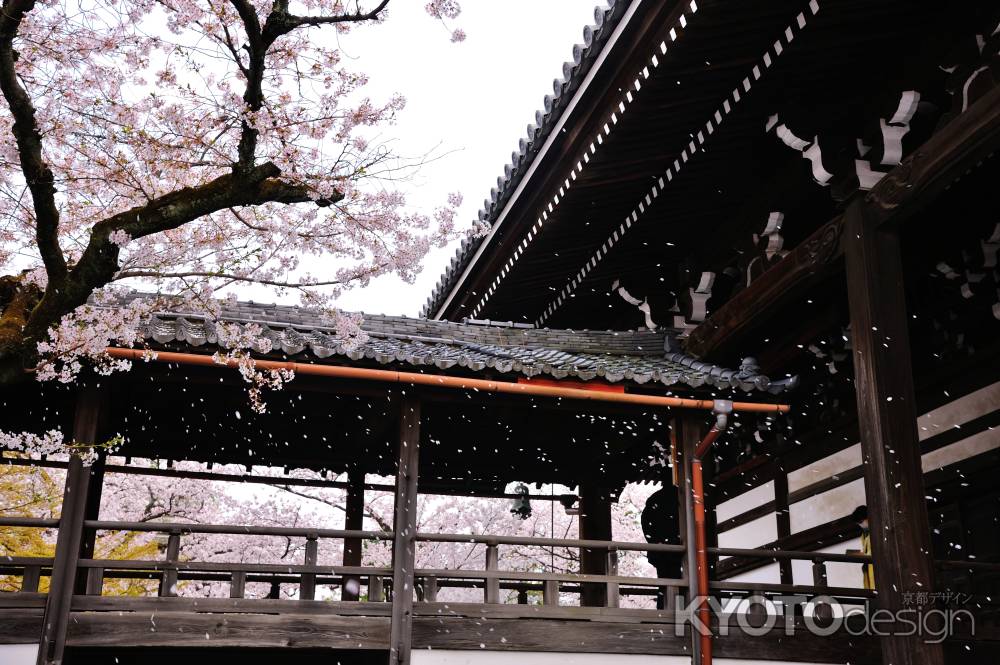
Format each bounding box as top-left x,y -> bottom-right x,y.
388,397 -> 420,665
687,82 -> 1000,361
684,214 -> 845,359
38,387 -> 105,665
577,479 -> 612,608
342,470 -> 365,601
866,84 -> 1000,229
843,199 -> 944,665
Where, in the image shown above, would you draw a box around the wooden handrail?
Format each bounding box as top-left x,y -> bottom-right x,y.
0,556 -> 54,566
415,568 -> 685,586
415,532 -> 684,553
77,559 -> 390,575
0,516 -> 60,528
83,520 -> 392,541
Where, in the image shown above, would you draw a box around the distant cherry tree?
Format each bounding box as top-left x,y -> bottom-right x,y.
0,0 -> 465,389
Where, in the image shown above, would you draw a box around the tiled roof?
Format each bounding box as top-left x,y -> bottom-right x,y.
134,298 -> 796,394
421,0 -> 631,319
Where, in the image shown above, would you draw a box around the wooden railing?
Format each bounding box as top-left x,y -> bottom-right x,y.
4,516 -> 997,614
78,520 -> 394,600
0,516 -> 58,597
414,532 -> 686,608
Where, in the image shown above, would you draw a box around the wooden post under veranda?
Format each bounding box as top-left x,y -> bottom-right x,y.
37,386 -> 107,665
388,396 -> 420,665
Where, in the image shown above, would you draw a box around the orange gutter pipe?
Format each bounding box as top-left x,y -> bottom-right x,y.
690,403 -> 732,665
106,348 -> 790,414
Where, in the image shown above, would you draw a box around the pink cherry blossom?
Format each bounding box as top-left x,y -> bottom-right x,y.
0,0 -> 469,443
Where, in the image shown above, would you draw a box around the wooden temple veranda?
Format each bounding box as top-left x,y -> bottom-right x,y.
4,0 -> 1000,664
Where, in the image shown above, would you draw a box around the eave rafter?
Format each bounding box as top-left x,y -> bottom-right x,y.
535,0 -> 822,327
686,80 -> 1000,360
462,1 -> 703,323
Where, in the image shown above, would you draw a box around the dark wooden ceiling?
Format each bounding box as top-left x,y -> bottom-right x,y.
440,0 -> 972,330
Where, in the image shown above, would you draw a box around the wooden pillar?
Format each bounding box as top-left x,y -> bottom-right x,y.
74,450 -> 106,595
679,413 -> 704,665
773,470 -> 793,584
38,387 -> 105,665
342,470 -> 365,601
843,200 -> 944,665
578,480 -> 611,607
388,397 -> 420,665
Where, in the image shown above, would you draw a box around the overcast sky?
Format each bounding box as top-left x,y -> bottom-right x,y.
328,1 -> 601,316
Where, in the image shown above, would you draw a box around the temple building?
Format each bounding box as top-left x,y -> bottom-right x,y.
2,0 -> 999,664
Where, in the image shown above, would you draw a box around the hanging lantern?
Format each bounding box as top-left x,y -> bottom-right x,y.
510,483 -> 532,520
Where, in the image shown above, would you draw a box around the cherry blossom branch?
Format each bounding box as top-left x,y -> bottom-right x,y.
114,270 -> 352,289
267,0 -> 392,33
0,0 -> 66,281
22,163 -> 342,348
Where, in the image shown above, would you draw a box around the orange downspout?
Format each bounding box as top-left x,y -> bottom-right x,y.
690,407 -> 730,665
106,348 -> 790,414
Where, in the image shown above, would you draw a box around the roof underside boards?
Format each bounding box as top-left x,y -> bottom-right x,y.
134,298 -> 793,394
428,0 -> 955,330
422,0 -> 694,320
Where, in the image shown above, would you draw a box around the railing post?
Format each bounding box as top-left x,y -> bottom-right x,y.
22,565 -> 41,593
543,580 -> 559,606
485,542 -> 500,604
159,530 -> 181,597
300,533 -> 318,600
812,558 -> 828,588
85,567 -> 104,596
369,575 -> 385,602
230,571 -> 246,599
605,547 -> 620,608
423,575 -> 437,603
812,558 -> 833,622
662,583 -> 678,611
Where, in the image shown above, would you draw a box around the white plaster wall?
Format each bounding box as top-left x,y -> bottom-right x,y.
0,644 -> 38,665
788,478 -> 865,534
716,481 -> 774,523
789,537 -> 864,588
718,381 -> 1000,586
717,514 -> 777,550
413,651 -> 828,665
917,381 -> 1000,439
788,444 -> 860,493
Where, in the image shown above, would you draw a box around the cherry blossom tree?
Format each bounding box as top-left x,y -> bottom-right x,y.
0,0 -> 466,388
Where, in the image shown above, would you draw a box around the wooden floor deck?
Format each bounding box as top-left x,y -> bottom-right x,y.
1,595 -> 885,663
